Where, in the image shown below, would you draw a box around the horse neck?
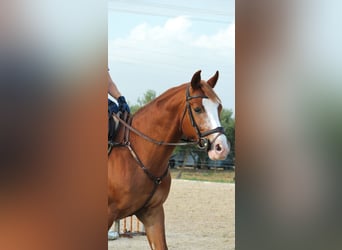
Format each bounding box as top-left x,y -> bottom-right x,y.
130,85 -> 186,171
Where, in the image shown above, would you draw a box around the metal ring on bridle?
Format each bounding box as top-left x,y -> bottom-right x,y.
197,137 -> 210,150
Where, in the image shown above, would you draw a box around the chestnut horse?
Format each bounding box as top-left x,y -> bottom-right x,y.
108,70 -> 229,249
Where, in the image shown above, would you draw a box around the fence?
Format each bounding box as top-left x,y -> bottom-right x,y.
110,215 -> 145,238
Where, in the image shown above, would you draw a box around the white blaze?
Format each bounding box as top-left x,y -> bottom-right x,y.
202,98 -> 229,160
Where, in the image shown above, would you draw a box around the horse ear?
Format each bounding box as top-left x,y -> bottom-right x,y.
207,71 -> 219,88
191,70 -> 202,89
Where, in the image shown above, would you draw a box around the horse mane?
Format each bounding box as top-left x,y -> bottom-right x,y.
133,80 -> 221,117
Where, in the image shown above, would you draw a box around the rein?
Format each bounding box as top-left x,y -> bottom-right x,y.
112,112 -> 199,147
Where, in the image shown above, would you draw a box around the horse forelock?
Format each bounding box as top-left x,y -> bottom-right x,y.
200,82 -> 222,105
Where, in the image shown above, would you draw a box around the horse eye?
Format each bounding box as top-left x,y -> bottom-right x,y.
194,107 -> 202,113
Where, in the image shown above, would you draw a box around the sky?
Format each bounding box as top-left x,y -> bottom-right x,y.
108,0 -> 235,114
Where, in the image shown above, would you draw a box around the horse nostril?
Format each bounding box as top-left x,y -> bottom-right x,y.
215,144 -> 222,152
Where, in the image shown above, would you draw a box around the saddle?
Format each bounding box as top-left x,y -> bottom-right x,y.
108,110 -> 130,154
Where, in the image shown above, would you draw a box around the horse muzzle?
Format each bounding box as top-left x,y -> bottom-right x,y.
207,133 -> 230,160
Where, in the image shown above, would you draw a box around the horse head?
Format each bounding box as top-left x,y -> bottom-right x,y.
181,70 -> 230,160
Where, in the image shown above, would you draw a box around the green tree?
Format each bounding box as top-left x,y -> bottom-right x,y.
130,90 -> 156,114
220,109 -> 235,159
138,90 -> 156,106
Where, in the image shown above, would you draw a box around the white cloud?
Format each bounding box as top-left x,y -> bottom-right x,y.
127,16 -> 191,43
109,16 -> 234,68
193,23 -> 235,49
164,16 -> 192,34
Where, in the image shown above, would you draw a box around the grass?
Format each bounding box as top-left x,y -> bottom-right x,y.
170,168 -> 235,183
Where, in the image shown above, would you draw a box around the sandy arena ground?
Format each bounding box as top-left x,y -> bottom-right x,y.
108,179 -> 235,250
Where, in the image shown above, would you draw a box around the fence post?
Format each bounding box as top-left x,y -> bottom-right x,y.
114,220 -> 120,233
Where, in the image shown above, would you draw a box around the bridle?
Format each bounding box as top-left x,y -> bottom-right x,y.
180,84 -> 225,150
